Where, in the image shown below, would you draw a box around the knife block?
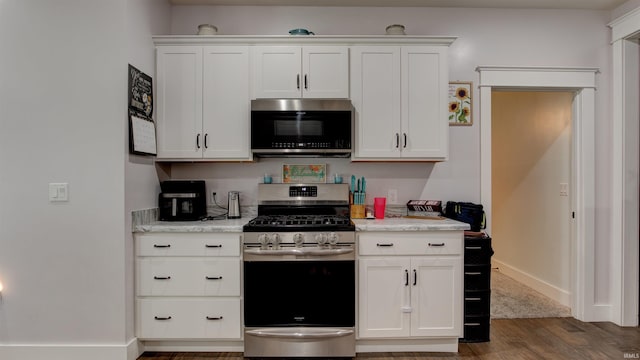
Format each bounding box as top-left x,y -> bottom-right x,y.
350,205 -> 365,219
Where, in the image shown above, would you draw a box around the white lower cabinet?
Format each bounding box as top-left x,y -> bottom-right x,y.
358,232 -> 463,340
135,233 -> 242,341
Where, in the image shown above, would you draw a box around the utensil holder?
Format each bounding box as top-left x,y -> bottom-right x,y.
350,205 -> 366,219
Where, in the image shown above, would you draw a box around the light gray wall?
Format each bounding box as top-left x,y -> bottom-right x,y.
125,0 -> 171,342
169,5 -> 614,304
0,0 -> 170,358
0,0 -> 127,344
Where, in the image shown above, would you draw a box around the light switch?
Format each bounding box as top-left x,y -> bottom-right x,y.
560,183 -> 569,197
49,183 -> 69,202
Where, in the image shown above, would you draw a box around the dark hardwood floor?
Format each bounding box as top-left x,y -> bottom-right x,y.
137,318 -> 640,359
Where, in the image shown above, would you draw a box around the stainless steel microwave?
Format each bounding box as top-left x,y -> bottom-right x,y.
250,99 -> 353,157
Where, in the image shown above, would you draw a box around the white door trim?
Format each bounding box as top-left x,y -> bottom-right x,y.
476,65 -> 601,322
609,7 -> 640,327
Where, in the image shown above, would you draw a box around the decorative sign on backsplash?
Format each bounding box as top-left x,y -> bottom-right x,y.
128,64 -> 156,155
448,81 -> 473,126
282,164 -> 326,183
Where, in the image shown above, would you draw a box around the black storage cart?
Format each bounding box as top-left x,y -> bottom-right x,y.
460,234 -> 493,343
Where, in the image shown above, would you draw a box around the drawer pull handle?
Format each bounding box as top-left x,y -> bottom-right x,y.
206,276 -> 223,280
206,316 -> 224,320
153,276 -> 171,280
206,244 -> 223,248
464,322 -> 482,326
376,243 -> 394,247
154,316 -> 172,321
153,244 -> 171,248
465,272 -> 483,276
465,246 -> 482,250
428,243 -> 445,247
465,297 -> 482,301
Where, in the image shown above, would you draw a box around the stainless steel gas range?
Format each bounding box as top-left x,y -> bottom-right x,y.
242,183 -> 356,358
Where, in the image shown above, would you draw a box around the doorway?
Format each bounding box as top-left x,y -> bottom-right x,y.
491,91 -> 573,308
477,66 -> 598,322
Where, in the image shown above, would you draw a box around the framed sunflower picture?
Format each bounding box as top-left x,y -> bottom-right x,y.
448,81 -> 473,126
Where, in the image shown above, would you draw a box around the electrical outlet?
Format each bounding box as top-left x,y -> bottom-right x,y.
388,189 -> 398,204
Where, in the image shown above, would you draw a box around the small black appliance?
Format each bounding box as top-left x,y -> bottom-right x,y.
158,180 -> 207,221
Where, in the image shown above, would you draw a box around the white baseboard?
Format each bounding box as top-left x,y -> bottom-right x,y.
492,259 -> 571,307
0,338 -> 138,360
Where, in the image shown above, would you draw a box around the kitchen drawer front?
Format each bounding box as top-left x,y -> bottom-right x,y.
358,231 -> 462,256
463,264 -> 491,290
136,298 -> 241,340
137,258 -> 240,296
136,233 -> 241,257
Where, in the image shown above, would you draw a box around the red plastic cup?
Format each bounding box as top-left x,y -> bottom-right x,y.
374,197 -> 386,219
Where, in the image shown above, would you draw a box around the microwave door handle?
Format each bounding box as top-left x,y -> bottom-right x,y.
171,198 -> 177,217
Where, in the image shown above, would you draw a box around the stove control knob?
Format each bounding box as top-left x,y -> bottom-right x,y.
270,234 -> 281,248
328,232 -> 339,246
315,233 -> 327,246
293,233 -> 304,247
258,234 -> 270,249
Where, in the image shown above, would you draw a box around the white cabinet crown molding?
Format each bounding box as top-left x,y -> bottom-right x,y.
153,35 -> 457,46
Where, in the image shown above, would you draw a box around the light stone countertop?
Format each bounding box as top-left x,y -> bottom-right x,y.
352,217 -> 470,232
133,216 -> 469,233
134,218 -> 248,233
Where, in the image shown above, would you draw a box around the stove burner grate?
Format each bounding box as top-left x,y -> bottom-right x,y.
247,215 -> 351,228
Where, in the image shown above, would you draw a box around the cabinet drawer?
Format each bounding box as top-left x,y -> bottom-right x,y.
464,290 -> 491,316
358,231 -> 462,256
136,298 -> 241,340
464,236 -> 493,265
137,258 -> 240,296
464,264 -> 491,290
136,233 -> 241,257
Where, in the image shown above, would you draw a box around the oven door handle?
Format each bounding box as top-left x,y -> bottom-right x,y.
246,328 -> 354,339
244,248 -> 354,256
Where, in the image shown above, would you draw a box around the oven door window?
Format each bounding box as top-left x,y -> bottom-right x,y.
244,260 -> 355,327
251,110 -> 351,149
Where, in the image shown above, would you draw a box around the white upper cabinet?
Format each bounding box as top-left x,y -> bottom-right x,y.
351,45 -> 450,161
202,46 -> 251,159
252,46 -> 349,99
156,45 -> 251,161
156,46 -> 203,159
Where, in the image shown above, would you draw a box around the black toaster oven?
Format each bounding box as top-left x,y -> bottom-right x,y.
158,180 -> 207,221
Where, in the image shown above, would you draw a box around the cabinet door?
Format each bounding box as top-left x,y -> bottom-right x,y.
202,46 -> 251,160
156,46 -> 203,158
351,46 -> 401,159
302,46 -> 349,98
252,46 -> 301,99
401,46 -> 449,159
410,257 -> 462,337
358,257 -> 411,338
